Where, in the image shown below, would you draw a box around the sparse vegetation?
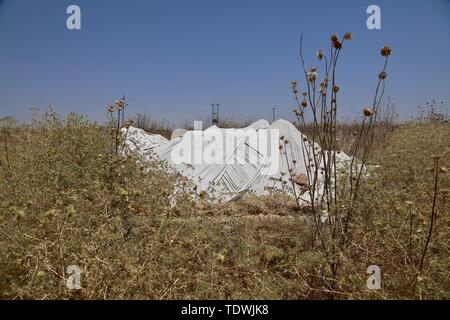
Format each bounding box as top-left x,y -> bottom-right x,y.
1,108 -> 448,299
287,33 -> 393,297
134,113 -> 174,139
0,34 -> 449,300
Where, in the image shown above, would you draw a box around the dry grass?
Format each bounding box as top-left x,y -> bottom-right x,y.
347,123 -> 450,299
0,108 -> 449,299
133,113 -> 173,139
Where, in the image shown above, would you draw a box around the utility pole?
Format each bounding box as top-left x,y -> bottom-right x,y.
211,102 -> 220,126
272,107 -> 276,122
121,94 -> 128,125
217,102 -> 220,125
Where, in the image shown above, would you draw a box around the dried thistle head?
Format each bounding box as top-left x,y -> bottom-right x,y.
291,80 -> 299,94
363,107 -> 374,117
344,32 -> 353,40
294,109 -> 304,117
333,85 -> 340,93
381,46 -> 392,57
331,34 -> 338,42
316,49 -> 324,60
333,40 -> 343,49
308,71 -> 317,82
379,71 -> 388,80
124,119 -> 134,128
107,105 -> 115,113
115,99 -> 125,110
291,80 -> 298,89
301,100 -> 308,108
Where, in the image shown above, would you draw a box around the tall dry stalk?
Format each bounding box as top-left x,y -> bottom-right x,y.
107,96 -> 131,155
0,117 -> 17,188
418,156 -> 444,274
289,33 -> 392,292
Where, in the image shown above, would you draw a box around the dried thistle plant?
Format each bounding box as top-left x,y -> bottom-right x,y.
108,96 -> 129,155
289,33 -> 392,293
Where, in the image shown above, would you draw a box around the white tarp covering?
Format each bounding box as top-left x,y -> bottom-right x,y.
123,119 -> 351,203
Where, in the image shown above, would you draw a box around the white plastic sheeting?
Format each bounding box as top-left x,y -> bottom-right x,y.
123,119 -> 351,203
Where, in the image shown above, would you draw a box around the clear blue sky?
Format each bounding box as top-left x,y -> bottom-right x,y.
1,0 -> 449,125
